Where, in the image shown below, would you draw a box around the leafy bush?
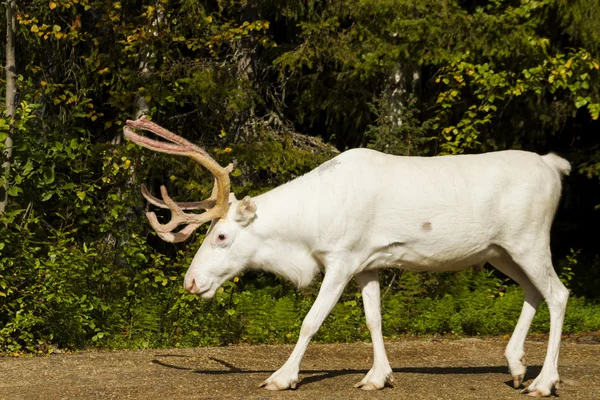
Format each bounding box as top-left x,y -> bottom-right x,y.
2,0 -> 600,356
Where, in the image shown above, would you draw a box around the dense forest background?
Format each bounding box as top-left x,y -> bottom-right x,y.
1,0 -> 599,353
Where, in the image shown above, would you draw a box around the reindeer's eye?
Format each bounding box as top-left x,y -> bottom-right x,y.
217,234 -> 226,241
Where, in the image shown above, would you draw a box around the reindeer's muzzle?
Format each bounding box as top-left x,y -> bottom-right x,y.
184,276 -> 214,298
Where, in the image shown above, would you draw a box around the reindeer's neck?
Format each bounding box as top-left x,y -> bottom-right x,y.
248,235 -> 321,288
246,184 -> 324,288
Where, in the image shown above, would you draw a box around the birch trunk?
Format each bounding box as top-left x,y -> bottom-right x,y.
1,0 -> 17,215
386,63 -> 421,128
111,5 -> 163,144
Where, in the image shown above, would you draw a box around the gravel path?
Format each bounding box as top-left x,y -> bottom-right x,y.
1,336 -> 599,399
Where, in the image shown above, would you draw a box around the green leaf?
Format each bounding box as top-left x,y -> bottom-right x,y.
41,192 -> 54,201
7,186 -> 22,196
43,166 -> 55,184
76,191 -> 86,201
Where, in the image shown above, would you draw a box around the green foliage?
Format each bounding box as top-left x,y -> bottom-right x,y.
436,48 -> 600,154
365,88 -> 431,156
1,0 -> 600,354
558,0 -> 600,55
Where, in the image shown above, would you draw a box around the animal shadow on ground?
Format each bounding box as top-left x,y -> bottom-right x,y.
151,354 -> 542,390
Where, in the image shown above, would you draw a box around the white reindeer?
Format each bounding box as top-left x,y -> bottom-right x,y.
124,117 -> 571,397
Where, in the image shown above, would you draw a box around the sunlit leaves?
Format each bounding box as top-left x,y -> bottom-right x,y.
2,0 -> 600,354
435,47 -> 600,153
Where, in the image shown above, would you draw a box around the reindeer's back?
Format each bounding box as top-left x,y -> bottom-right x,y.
283,148 -> 567,259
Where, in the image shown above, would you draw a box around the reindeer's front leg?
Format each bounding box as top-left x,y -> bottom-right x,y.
259,265 -> 351,390
354,270 -> 393,390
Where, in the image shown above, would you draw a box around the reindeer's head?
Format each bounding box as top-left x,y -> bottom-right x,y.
123,117 -> 258,299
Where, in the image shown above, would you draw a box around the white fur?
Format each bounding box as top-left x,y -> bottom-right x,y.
183,149 -> 570,395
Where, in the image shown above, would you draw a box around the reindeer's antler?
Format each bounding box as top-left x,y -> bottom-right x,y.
123,116 -> 233,243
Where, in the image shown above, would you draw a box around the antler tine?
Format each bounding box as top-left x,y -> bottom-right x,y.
141,184 -> 216,211
140,162 -> 234,211
125,116 -> 210,156
126,116 -> 193,147
123,117 -> 233,243
144,185 -> 225,243
145,209 -> 202,243
153,222 -> 203,243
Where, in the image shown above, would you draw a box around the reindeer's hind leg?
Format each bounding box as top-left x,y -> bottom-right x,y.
490,252 -> 542,389
498,244 -> 569,397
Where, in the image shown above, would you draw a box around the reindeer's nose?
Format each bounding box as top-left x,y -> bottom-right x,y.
184,278 -> 198,293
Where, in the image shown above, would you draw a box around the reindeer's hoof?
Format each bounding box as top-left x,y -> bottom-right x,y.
521,388 -> 551,397
354,369 -> 393,390
354,382 -> 379,391
259,373 -> 299,391
258,381 -> 274,390
520,372 -> 560,397
259,381 -> 295,391
513,374 -> 525,389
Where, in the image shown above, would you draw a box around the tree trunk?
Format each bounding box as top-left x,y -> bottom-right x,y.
386,63 -> 421,128
111,5 -> 163,144
133,7 -> 163,121
1,0 -> 17,215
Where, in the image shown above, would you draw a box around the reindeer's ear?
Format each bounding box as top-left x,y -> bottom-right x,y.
234,196 -> 257,226
229,192 -> 238,203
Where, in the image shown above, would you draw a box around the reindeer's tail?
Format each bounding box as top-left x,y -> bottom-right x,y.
542,153 -> 571,177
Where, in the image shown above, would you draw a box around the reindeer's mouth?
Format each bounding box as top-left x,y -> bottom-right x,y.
184,278 -> 215,299
198,285 -> 217,300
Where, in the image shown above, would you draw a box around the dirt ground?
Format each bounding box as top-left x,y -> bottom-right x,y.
1,335 -> 599,400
